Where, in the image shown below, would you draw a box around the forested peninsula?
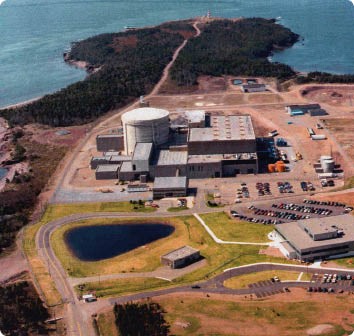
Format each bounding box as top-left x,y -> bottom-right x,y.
0,18 -> 299,127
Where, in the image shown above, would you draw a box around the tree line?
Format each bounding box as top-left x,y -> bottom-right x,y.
170,18 -> 299,86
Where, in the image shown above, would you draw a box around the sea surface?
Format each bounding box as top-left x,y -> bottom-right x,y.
1,0 -> 354,107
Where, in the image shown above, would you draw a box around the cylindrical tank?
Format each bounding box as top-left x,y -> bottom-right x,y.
276,164 -> 286,172
268,164 -> 275,173
122,107 -> 170,155
322,159 -> 335,173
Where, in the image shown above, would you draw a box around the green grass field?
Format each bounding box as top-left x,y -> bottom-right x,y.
200,212 -> 272,243
224,270 -> 300,289
76,277 -> 171,298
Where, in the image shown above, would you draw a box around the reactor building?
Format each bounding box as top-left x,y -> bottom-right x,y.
92,107 -> 259,198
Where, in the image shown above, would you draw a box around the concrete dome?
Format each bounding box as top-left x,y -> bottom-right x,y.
122,107 -> 170,155
122,108 -> 169,123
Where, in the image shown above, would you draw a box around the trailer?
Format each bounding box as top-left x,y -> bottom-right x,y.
311,134 -> 327,140
307,128 -> 315,137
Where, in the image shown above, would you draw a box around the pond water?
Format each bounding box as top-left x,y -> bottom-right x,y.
65,223 -> 175,261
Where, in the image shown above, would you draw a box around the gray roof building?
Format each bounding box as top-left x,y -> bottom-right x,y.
161,246 -> 200,269
276,214 -> 354,261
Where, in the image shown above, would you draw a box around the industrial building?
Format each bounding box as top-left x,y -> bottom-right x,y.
96,133 -> 124,152
276,215 -> 354,261
91,107 -> 263,197
153,176 -> 188,199
240,83 -> 267,93
161,246 -> 200,268
286,104 -> 327,116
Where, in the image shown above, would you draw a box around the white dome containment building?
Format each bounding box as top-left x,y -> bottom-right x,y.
122,107 -> 170,155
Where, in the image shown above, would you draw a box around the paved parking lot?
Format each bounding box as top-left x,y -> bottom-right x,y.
231,198 -> 350,224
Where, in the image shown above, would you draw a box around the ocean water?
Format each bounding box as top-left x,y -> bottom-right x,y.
0,0 -> 354,108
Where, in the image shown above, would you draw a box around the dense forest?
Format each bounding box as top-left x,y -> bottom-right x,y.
0,135 -> 66,254
0,26 -> 186,127
0,281 -> 49,335
170,18 -> 299,86
296,71 -> 354,84
114,301 -> 170,336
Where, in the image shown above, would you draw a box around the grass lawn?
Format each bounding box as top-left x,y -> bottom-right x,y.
98,293 -> 353,336
22,201 -> 156,305
331,257 -> 354,269
51,213 -> 290,279
75,277 -> 171,298
224,270 -> 300,289
200,212 -> 272,243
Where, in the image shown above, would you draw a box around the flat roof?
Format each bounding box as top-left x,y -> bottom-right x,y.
132,142 -> 153,161
188,115 -> 255,142
188,152 -> 257,164
287,104 -> 321,110
241,83 -> 266,88
162,245 -> 199,261
276,215 -> 354,251
185,110 -> 205,123
109,155 -> 131,162
156,150 -> 188,166
96,164 -> 120,172
97,134 -> 123,138
119,161 -> 147,173
153,176 -> 187,190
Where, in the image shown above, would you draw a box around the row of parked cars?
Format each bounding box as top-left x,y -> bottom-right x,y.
307,287 -> 338,293
277,181 -> 294,193
300,181 -> 315,192
321,273 -> 353,284
230,210 -> 282,225
303,199 -> 346,207
256,182 -> 272,196
271,203 -> 333,216
252,207 -> 309,221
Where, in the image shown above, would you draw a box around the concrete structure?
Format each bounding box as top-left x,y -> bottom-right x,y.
275,215 -> 354,261
96,134 -> 124,152
153,150 -> 188,178
184,110 -> 206,128
188,115 -> 257,155
122,107 -> 170,155
95,164 -> 120,180
241,83 -> 266,93
161,246 -> 200,268
153,176 -> 188,199
93,110 -> 260,182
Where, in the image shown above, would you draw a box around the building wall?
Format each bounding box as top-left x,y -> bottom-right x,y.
153,187 -> 187,199
152,165 -> 187,178
222,160 -> 258,176
95,169 -> 119,180
188,139 -> 256,155
187,161 -> 222,178
119,170 -> 148,181
96,135 -> 124,152
161,251 -> 200,268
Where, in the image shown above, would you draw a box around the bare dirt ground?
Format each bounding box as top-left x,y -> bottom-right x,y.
96,289 -> 353,336
302,85 -> 354,108
0,246 -> 29,283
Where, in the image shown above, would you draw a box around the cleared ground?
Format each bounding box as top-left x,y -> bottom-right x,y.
98,289 -> 354,336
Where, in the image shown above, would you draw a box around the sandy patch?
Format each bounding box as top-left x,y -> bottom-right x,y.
306,324 -> 334,335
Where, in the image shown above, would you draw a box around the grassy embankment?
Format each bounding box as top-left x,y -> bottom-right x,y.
52,212 -> 297,299
98,293 -> 353,336
200,212 -> 272,243
224,270 -> 301,289
23,202 -> 155,306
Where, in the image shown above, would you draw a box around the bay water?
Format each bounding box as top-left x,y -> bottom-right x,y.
1,0 -> 354,107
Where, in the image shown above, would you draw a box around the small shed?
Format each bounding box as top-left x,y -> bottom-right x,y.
161,246 -> 200,269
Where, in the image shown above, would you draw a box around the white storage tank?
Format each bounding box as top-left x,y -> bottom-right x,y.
122,107 -> 170,155
321,156 -> 335,173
